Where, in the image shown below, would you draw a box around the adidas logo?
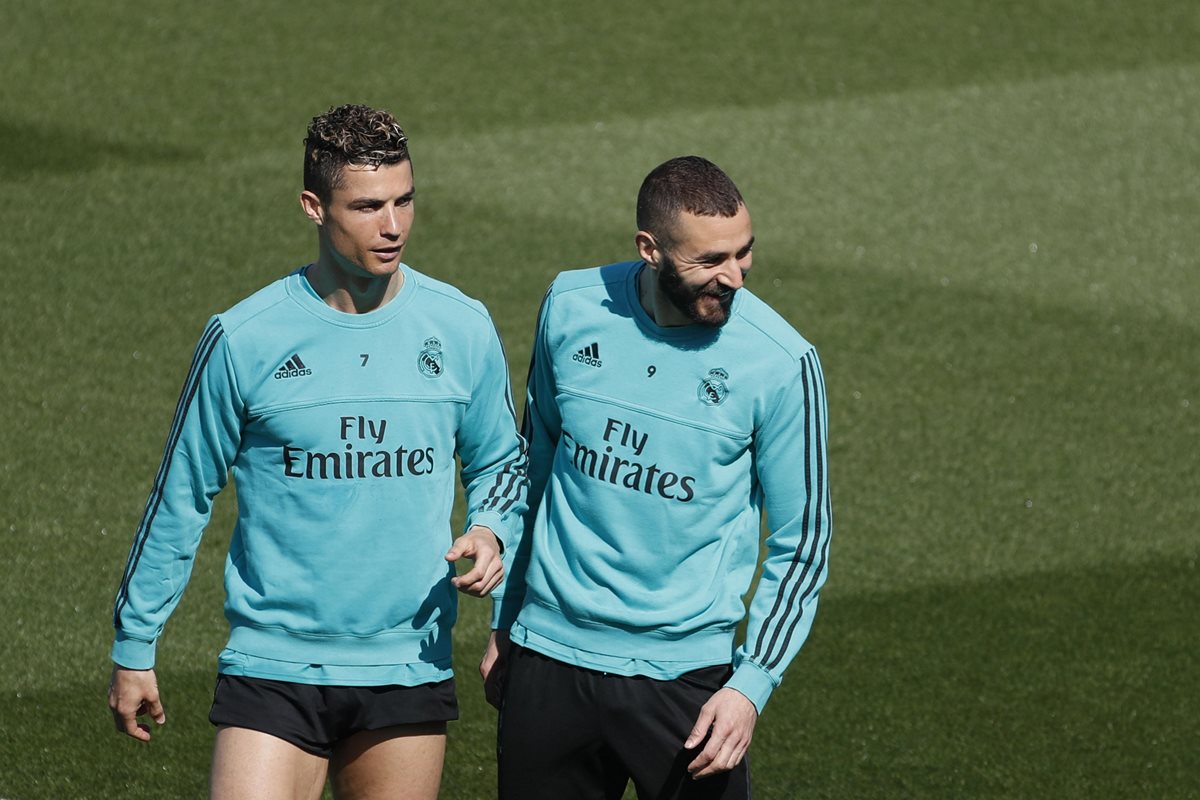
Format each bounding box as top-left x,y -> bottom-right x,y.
572,342 -> 602,368
274,353 -> 313,380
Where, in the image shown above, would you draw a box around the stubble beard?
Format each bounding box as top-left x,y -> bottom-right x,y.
657,251 -> 735,328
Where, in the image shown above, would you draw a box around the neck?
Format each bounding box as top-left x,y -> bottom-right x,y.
637,262 -> 688,327
306,250 -> 403,314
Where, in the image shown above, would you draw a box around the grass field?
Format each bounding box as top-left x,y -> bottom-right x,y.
2,2 -> 1197,797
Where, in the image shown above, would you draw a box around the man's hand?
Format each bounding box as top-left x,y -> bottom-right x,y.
446,526 -> 504,597
108,665 -> 166,742
479,629 -> 511,709
684,687 -> 758,778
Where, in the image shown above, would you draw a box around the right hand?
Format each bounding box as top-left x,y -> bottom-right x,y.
108,665 -> 166,742
479,629 -> 511,709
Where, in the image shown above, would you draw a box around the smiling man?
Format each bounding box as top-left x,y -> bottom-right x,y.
108,105 -> 527,799
483,156 -> 833,799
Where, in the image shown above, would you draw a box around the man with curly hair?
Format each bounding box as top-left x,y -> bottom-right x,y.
107,104 -> 527,799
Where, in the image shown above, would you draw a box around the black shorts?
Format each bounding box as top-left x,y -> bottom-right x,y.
209,674 -> 458,757
498,646 -> 751,800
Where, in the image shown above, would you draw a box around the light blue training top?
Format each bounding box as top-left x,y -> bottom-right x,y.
493,261 -> 832,713
113,265 -> 527,685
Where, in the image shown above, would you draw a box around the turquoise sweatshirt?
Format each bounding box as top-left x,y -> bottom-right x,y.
493,262 -> 831,712
113,265 -> 526,685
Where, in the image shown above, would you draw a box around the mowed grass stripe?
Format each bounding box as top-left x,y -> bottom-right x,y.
2,4 -> 1196,796
3,62 -> 1195,681
4,556 -> 1194,798
3,63 -> 1194,328
2,1 -> 1197,142
408,62 -> 1200,326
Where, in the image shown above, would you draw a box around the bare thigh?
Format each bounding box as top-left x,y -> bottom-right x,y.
210,725 -> 329,800
330,722 -> 447,800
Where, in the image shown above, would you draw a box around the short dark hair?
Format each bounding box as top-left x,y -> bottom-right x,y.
303,104 -> 410,200
636,156 -> 744,249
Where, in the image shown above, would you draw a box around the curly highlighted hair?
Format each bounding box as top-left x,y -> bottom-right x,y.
636,156 -> 744,250
303,104 -> 410,199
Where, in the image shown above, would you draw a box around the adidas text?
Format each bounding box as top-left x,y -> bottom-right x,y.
573,343 -> 602,367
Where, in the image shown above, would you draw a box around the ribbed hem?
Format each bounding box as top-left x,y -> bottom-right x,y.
513,599 -> 736,673
227,622 -> 450,666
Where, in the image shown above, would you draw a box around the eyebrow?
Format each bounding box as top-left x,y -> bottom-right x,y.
697,235 -> 755,262
349,188 -> 415,207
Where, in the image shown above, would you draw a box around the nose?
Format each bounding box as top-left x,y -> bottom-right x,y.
381,207 -> 403,239
718,257 -> 746,290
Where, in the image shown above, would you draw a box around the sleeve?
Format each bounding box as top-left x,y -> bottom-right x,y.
725,347 -> 833,713
491,286 -> 559,629
111,317 -> 244,669
456,311 -> 529,554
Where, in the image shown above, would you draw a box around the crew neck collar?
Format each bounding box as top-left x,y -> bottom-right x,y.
287,263 -> 418,327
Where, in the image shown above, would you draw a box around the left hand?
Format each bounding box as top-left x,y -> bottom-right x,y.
479,629 -> 511,709
684,687 -> 759,779
445,526 -> 504,596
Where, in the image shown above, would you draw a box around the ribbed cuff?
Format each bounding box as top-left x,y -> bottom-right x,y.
725,660 -> 777,714
111,631 -> 157,670
466,511 -> 508,552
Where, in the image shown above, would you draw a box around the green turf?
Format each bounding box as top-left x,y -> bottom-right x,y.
1,1 -> 1197,798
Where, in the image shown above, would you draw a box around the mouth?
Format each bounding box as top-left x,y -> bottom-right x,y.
372,246 -> 402,262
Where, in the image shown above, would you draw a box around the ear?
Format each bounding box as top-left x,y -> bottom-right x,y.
299,190 -> 325,226
635,230 -> 661,269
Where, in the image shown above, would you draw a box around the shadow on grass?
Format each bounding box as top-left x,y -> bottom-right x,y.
0,118 -> 197,181
5,557 -> 1192,799
754,555 -> 1199,799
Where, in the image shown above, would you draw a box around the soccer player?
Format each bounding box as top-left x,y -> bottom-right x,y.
107,104 -> 526,800
482,156 -> 832,799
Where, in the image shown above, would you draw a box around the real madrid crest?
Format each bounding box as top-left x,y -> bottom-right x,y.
418,337 -> 444,378
698,368 -> 729,406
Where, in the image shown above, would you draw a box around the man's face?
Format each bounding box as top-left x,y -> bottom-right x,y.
653,205 -> 754,327
307,160 -> 415,279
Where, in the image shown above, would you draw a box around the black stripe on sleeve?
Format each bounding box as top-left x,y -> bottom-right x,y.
113,320 -> 225,626
477,319 -> 529,517
750,353 -> 820,663
768,355 -> 835,671
760,352 -> 830,669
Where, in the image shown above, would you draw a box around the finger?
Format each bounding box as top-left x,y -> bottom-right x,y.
452,561 -> 487,589
695,727 -> 751,778
118,707 -> 151,741
686,734 -> 729,777
147,697 -> 167,725
479,566 -> 504,595
473,559 -> 504,594
687,725 -> 728,775
464,573 -> 498,597
445,537 -> 473,563
684,704 -> 715,749
708,740 -> 749,777
686,742 -> 715,775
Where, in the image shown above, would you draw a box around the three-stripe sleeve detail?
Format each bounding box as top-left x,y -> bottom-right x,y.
750,350 -> 831,669
479,321 -> 529,516
113,319 -> 224,626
